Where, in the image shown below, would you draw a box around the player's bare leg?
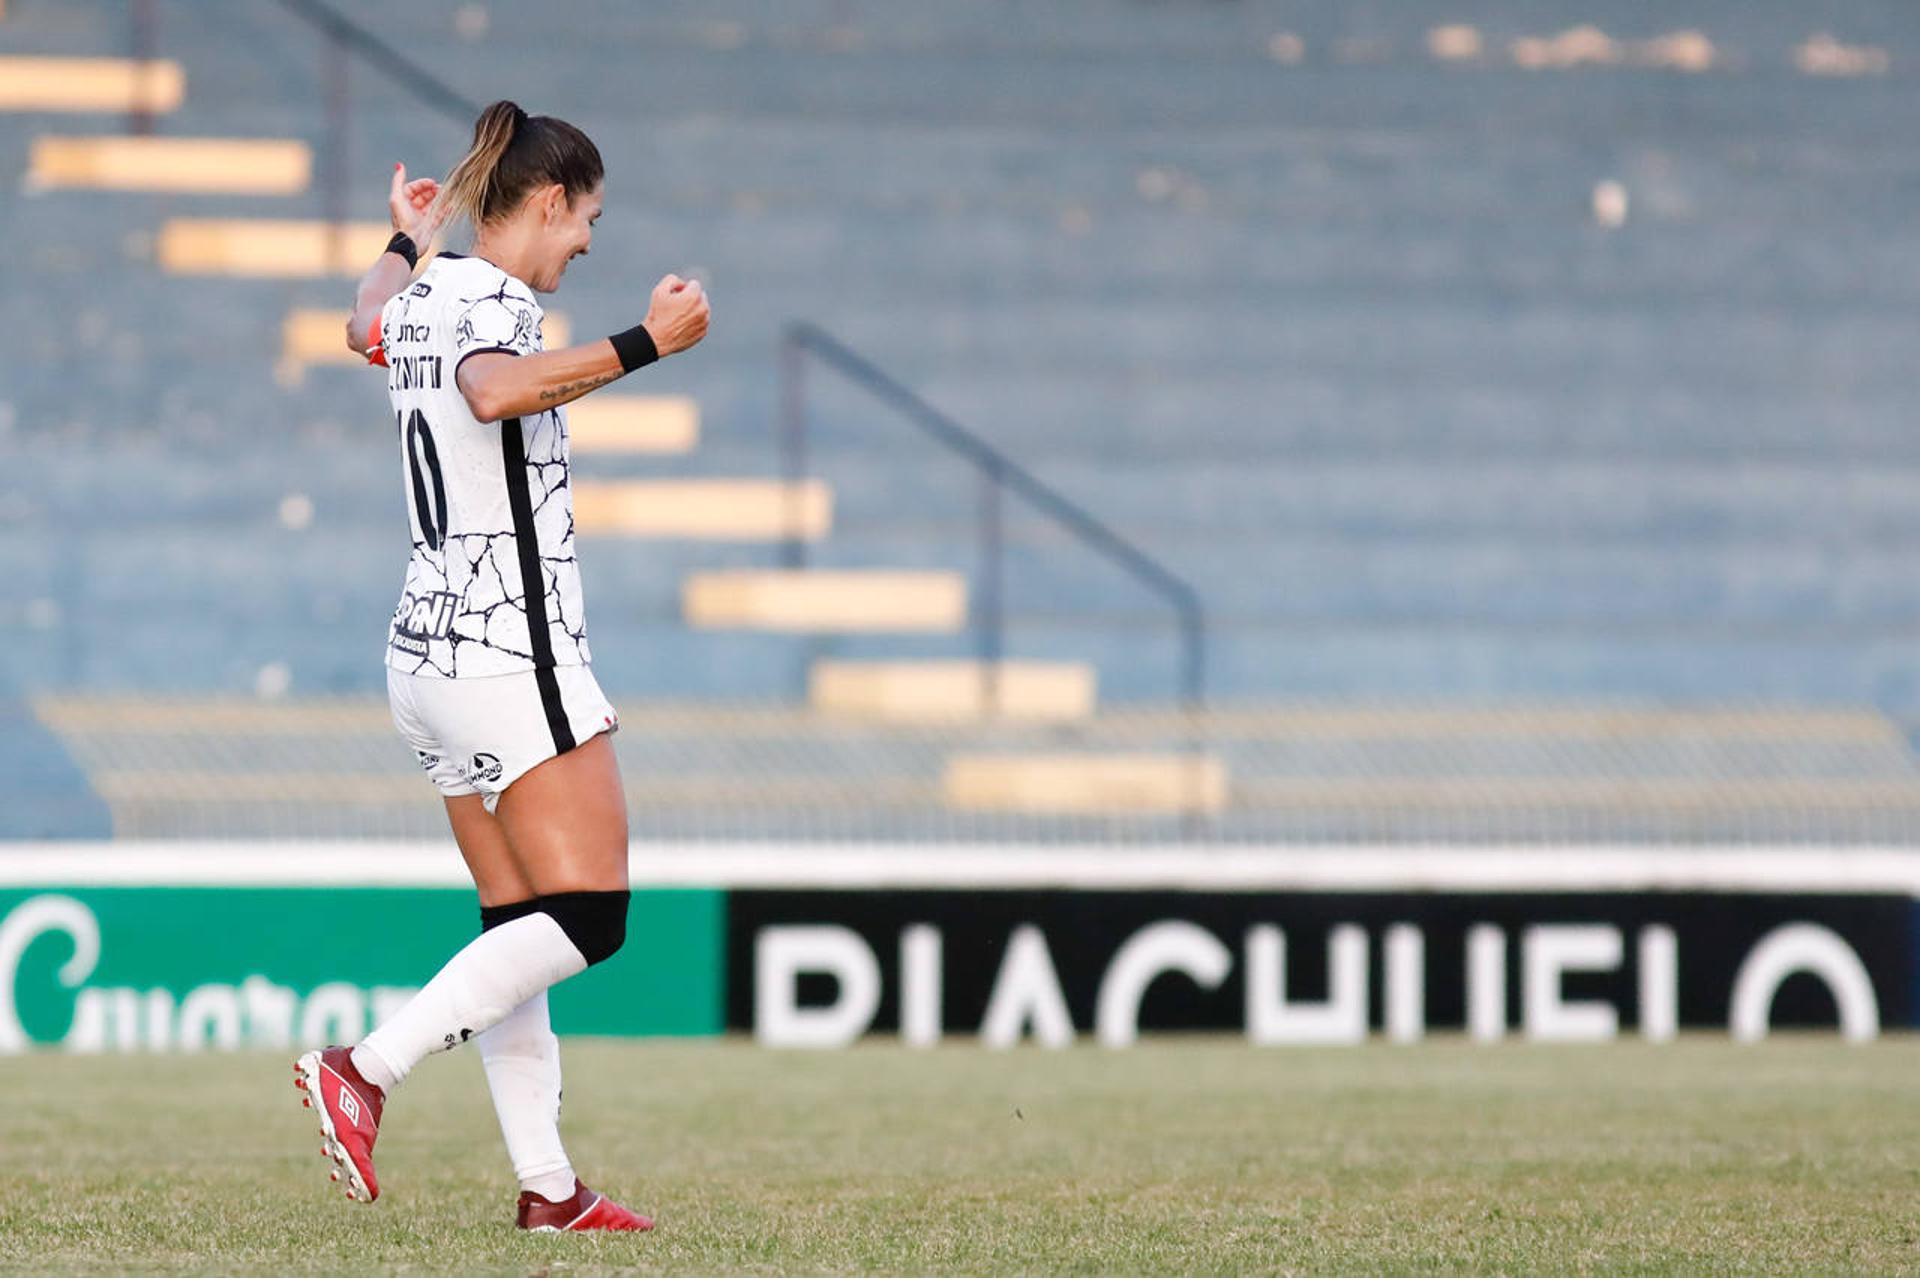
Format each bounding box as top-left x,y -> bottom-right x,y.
444,792 -> 537,906
481,734 -> 650,1228
492,732 -> 630,895
444,792 -> 618,1214
297,737 -> 633,1209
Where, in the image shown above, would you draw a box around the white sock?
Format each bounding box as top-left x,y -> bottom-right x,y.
352,913 -> 587,1093
478,990 -> 577,1201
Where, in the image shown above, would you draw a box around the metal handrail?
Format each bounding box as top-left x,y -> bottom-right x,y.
271,0 -> 480,123
779,322 -> 1208,712
266,0 -> 480,239
127,1 -> 479,238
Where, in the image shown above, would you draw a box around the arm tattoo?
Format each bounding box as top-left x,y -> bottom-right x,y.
537,370 -> 622,404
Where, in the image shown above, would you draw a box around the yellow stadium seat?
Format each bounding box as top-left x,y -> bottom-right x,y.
278,309 -> 358,380
0,57 -> 184,113
683,570 -> 966,632
158,219 -> 393,278
943,753 -> 1228,814
28,136 -> 310,193
566,395 -> 699,454
810,660 -> 1097,722
575,480 -> 831,540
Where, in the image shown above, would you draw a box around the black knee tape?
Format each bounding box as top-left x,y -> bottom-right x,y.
479,898 -> 542,933
536,890 -> 630,966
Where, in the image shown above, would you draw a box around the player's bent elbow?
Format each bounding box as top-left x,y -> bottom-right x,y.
457,365 -> 522,423
462,386 -> 507,423
345,310 -> 378,358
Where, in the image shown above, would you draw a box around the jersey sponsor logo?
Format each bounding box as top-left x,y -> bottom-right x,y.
389,320 -> 432,344
408,281 -> 432,297
390,591 -> 459,657
466,753 -> 504,785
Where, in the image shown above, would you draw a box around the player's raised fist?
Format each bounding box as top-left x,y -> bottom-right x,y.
388,163 -> 445,246
643,273 -> 710,356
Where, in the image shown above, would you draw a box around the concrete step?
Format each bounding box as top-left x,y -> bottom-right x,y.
0,57 -> 183,113
567,395 -> 699,455
943,752 -> 1228,814
809,659 -> 1096,722
574,479 -> 831,540
157,219 -> 391,278
683,570 -> 967,633
27,135 -> 309,193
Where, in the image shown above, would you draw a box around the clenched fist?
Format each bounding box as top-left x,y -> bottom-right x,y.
642,275 -> 711,357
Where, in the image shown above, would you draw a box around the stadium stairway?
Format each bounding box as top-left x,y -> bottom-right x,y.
9,1 -> 1920,836
0,0 -> 1178,818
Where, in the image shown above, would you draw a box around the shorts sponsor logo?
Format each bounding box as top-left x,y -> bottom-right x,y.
414,750 -> 440,773
467,753 -> 504,785
390,591 -> 459,657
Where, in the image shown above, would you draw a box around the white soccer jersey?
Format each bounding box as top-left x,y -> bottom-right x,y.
379,253 -> 591,680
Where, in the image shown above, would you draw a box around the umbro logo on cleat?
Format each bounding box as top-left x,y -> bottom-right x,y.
338,1089 -> 362,1125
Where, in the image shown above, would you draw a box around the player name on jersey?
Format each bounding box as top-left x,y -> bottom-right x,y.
389,353 -> 443,390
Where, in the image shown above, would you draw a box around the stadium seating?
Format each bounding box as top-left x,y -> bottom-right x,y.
5,0 -> 1920,837
0,56 -> 182,112
27,136 -> 311,193
574,479 -> 832,541
565,395 -> 700,455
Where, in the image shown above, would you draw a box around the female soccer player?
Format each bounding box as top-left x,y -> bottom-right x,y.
291,100 -> 709,1232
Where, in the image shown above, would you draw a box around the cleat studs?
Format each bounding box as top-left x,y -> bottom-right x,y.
345,1189 -> 356,1200
302,1097 -> 312,1108
330,1170 -> 340,1183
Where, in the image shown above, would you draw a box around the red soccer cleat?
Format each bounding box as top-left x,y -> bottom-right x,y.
293,1046 -> 385,1203
517,1179 -> 655,1232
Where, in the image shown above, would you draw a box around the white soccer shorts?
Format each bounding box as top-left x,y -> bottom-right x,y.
387,665 -> 620,813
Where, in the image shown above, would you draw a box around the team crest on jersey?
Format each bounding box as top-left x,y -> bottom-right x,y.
455,296 -> 538,354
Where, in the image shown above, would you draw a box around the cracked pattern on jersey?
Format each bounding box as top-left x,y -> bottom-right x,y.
383,257 -> 590,679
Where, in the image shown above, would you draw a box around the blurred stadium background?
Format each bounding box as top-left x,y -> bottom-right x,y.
12,10 -> 1920,1268
3,0 -> 1919,848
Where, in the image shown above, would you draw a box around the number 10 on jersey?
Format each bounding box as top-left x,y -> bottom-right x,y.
402,408 -> 448,550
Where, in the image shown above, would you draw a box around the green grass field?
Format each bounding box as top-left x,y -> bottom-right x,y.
2,1037 -> 1918,1274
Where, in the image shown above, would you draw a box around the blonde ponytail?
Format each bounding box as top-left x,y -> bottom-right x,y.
436,100 -> 523,231
432,100 -> 603,236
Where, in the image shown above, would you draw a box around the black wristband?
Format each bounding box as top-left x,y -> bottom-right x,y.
385,232 -> 419,269
609,323 -> 658,372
